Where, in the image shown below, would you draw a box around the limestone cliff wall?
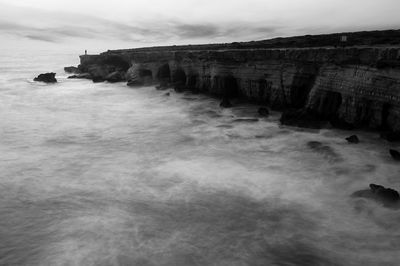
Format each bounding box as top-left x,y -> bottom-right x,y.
79,47 -> 400,131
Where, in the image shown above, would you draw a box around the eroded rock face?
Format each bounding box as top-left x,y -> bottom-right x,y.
34,73 -> 57,83
352,184 -> 400,207
76,47 -> 400,131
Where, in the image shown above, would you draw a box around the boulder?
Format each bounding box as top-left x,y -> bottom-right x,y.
346,135 -> 359,144
64,66 -> 81,74
258,107 -> 269,117
389,149 -> 400,161
352,184 -> 400,207
105,71 -> 126,83
33,73 -> 57,83
164,92 -> 170,96
220,98 -> 232,108
280,109 -> 323,129
68,73 -> 92,79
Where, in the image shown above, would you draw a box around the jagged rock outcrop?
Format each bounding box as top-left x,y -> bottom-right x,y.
34,73 -> 57,83
76,45 -> 400,132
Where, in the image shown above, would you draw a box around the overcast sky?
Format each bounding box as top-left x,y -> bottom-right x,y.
0,0 -> 399,53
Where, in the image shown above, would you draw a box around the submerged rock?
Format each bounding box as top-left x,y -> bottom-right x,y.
346,135 -> 359,144
64,66 -> 80,74
258,107 -> 269,117
164,92 -> 170,96
352,184 -> 400,207
34,73 -> 57,83
220,98 -> 232,108
389,149 -> 400,161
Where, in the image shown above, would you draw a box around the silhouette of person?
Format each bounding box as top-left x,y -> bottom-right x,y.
85,50 -> 87,55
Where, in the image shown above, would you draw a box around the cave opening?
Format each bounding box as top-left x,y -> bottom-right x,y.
318,91 -> 342,119
223,75 -> 239,98
172,69 -> 187,91
187,75 -> 199,91
290,74 -> 316,108
139,69 -> 153,78
172,69 -> 187,84
157,64 -> 171,80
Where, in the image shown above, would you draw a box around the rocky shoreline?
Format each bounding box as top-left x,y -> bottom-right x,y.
37,30 -> 400,207
65,44 -> 400,140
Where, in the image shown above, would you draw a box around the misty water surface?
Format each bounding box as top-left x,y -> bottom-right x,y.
0,52 -> 400,265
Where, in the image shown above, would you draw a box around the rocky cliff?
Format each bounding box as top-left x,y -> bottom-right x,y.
75,46 -> 400,134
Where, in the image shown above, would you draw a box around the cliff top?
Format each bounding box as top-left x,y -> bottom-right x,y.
104,29 -> 400,55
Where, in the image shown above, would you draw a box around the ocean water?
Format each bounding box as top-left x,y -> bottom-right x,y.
0,51 -> 400,266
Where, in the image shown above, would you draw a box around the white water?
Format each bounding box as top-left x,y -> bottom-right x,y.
1,51 -> 400,266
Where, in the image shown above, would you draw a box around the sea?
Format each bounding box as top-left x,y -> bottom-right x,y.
0,50 -> 400,266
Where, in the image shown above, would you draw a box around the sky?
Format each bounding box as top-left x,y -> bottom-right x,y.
0,0 -> 399,53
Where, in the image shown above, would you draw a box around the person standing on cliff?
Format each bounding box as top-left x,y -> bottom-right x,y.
85,50 -> 87,55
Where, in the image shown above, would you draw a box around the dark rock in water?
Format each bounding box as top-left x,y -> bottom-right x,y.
258,107 -> 269,117
280,109 -> 323,129
64,66 -> 81,74
346,135 -> 359,144
381,131 -> 400,142
105,71 -> 125,83
352,184 -> 400,207
68,73 -> 92,79
389,149 -> 400,161
164,92 -> 170,96
220,98 -> 232,108
34,73 -> 57,83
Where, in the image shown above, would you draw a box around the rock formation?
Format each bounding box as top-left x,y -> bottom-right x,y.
34,73 -> 57,83
71,30 -> 400,133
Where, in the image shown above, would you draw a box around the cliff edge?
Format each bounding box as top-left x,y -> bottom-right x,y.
73,30 -> 400,136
